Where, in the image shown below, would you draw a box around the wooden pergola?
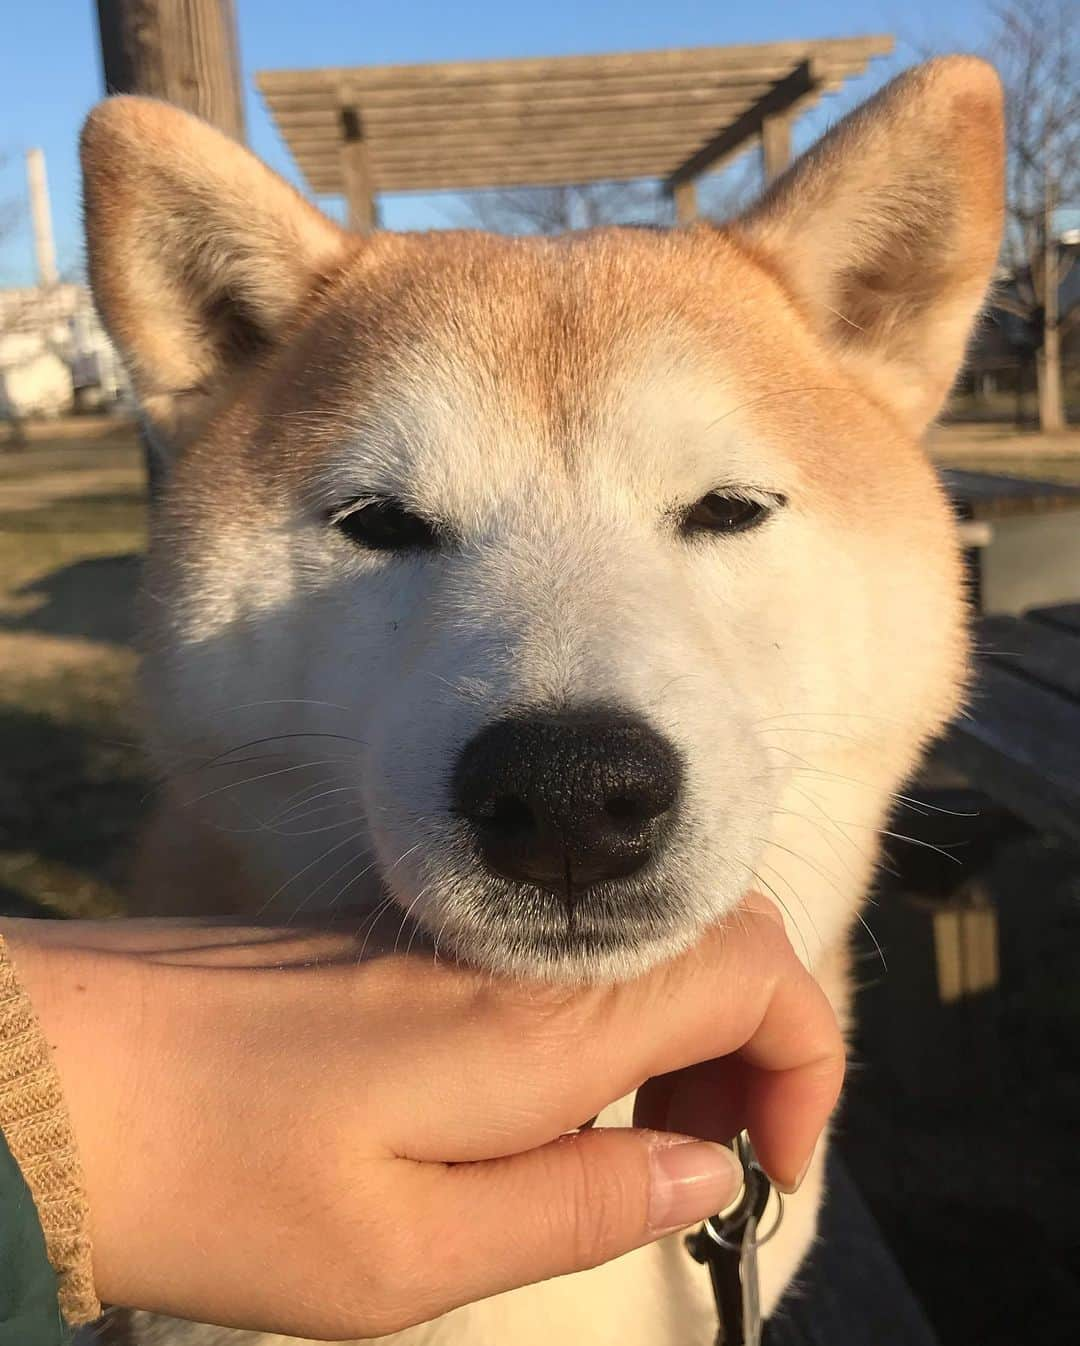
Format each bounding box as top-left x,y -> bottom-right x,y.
257,36 -> 893,232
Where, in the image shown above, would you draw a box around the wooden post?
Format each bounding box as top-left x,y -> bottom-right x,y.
761,112 -> 791,185
94,0 -> 246,504
670,178 -> 698,225
341,107 -> 376,233
95,0 -> 246,142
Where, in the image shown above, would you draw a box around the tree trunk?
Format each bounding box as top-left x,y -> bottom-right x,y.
1036,172 -> 1065,432
1037,327 -> 1065,433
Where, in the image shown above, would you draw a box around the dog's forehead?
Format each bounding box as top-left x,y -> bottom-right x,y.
254,226 -> 903,512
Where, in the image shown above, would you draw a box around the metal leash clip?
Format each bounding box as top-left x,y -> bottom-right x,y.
685,1131 -> 783,1346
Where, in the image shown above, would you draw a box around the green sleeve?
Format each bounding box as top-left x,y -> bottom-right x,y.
0,1128 -> 72,1346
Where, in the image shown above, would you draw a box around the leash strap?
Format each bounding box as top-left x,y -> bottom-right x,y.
686,1133 -> 776,1346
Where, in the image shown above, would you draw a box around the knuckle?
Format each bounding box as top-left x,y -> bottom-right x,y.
484,980 -> 609,1061
549,1137 -> 642,1271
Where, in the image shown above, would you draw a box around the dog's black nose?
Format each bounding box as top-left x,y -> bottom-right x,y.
452,710 -> 683,891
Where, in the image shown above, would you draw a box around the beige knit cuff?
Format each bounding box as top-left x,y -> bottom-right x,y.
0,932 -> 101,1326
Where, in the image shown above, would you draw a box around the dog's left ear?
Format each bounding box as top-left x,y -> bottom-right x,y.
731,57 -> 1004,434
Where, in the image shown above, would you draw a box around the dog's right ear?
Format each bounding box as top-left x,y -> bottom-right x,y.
81,97 -> 350,450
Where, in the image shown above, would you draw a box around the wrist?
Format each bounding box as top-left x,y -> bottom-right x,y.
0,919 -> 162,1312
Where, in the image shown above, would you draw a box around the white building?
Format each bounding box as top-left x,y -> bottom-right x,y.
0,283 -> 128,420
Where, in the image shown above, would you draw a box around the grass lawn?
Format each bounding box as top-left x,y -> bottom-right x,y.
0,426 -> 148,917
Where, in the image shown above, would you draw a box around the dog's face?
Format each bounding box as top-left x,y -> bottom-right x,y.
82,60 -> 1004,979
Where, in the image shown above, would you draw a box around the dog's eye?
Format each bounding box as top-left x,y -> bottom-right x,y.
681,492 -> 771,536
331,499 -> 439,552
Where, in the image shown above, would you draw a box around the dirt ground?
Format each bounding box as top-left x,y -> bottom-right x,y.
2,417 -> 1078,1344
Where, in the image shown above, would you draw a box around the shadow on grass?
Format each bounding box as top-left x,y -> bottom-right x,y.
0,884 -> 63,919
1,553 -> 141,646
0,698 -> 149,916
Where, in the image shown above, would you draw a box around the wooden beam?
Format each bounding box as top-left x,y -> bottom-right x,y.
310,160 -> 691,194
761,111 -> 792,183
667,58 -> 818,191
256,36 -> 893,94
340,107 -> 375,233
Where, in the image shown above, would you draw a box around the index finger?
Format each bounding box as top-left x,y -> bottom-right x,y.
383,897 -> 845,1185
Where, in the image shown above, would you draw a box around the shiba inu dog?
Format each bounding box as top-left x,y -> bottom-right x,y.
80,56 -> 1003,1346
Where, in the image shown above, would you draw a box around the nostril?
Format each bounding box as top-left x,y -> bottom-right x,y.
604,795 -> 646,825
475,795 -> 534,837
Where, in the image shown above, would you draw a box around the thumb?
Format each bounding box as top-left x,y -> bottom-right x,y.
392,1129 -> 743,1324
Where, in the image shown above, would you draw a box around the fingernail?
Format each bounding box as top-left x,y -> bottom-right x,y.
648,1140 -> 744,1233
777,1146 -> 816,1196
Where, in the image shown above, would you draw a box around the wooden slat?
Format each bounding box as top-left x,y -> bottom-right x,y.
267,72 -> 793,107
943,662 -> 1080,845
291,128 -> 731,163
943,469 -> 1080,520
1030,603 -> 1080,636
277,100 -> 761,143
977,614 -> 1080,702
256,36 -> 892,94
306,160 -> 688,193
308,167 -> 664,193
668,59 -> 817,188
264,84 -> 778,119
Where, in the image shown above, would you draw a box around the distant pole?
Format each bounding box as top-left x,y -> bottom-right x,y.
94,0 -> 246,142
25,149 -> 59,288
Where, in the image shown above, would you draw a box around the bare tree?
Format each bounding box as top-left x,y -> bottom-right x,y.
449,181 -> 666,234
449,160 -> 758,236
990,0 -> 1079,430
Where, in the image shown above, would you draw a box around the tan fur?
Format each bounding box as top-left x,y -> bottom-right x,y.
82,57 -> 1003,1346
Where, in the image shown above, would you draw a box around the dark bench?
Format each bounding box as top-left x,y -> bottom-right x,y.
938,603 -> 1080,846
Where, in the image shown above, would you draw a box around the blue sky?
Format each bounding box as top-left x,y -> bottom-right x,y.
1,0 -> 995,286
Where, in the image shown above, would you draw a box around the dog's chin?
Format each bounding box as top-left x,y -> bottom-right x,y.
334,862 -> 707,983
444,921 -> 702,985
405,887 -> 703,985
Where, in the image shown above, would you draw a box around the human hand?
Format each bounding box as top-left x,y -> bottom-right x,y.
3,895 -> 842,1339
